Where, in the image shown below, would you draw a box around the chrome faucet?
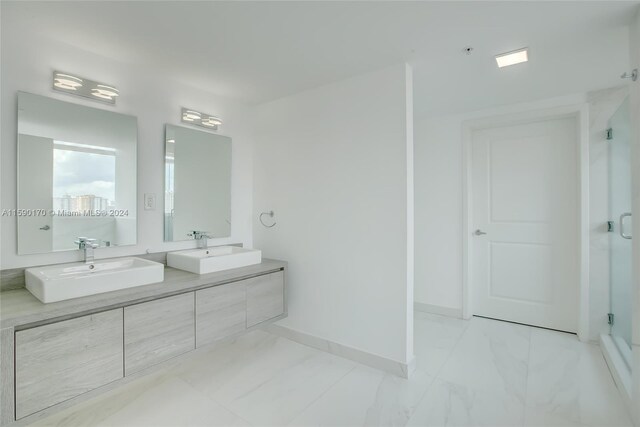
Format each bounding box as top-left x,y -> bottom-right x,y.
188,231 -> 213,249
75,237 -> 99,264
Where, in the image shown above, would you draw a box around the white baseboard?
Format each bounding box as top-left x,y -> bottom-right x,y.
414,301 -> 462,318
265,323 -> 415,379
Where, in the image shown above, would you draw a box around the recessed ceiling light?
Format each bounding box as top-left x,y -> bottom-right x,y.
495,48 -> 528,68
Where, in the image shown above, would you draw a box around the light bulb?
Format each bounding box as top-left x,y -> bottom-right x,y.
54,73 -> 83,90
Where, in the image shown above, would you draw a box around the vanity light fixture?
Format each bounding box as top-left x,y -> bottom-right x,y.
202,116 -> 223,127
91,84 -> 119,101
53,73 -> 83,90
181,107 -> 223,130
495,47 -> 528,68
182,110 -> 201,122
52,71 -> 119,105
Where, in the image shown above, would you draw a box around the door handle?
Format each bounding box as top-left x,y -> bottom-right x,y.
474,229 -> 487,236
620,213 -> 632,240
39,225 -> 50,230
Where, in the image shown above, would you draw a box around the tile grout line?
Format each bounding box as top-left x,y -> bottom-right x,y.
174,375 -> 256,427
521,327 -> 533,426
404,369 -> 438,425
198,334 -> 358,426
284,315 -> 461,427
404,316 -> 472,424
284,364 -> 358,426
431,317 -> 472,381
152,334 -> 293,427
416,317 -> 533,426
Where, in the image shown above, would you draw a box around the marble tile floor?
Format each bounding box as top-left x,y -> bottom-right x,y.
29,313 -> 632,427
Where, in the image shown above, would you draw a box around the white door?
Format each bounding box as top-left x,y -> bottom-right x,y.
17,135 -> 53,254
471,117 -> 579,332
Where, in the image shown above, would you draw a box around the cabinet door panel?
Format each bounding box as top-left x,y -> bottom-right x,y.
15,309 -> 123,419
246,271 -> 285,328
124,293 -> 194,375
196,283 -> 246,347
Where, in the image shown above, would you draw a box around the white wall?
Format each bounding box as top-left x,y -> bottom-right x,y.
0,32 -> 254,269
253,64 -> 414,365
414,114 -> 464,311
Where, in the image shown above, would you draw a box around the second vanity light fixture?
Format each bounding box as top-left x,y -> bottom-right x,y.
181,107 -> 223,130
53,71 -> 119,104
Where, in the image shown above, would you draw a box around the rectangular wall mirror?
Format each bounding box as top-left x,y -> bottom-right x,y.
17,92 -> 138,255
164,124 -> 231,242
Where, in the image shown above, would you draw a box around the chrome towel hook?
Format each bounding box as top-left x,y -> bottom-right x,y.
259,211 -> 276,228
620,69 -> 638,82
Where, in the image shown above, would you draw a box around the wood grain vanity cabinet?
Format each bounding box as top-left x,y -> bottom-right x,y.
124,293 -> 195,375
2,262 -> 286,425
246,271 -> 285,327
15,309 -> 123,419
196,282 -> 246,347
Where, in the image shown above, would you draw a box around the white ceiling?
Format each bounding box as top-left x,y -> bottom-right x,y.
2,1 -> 638,117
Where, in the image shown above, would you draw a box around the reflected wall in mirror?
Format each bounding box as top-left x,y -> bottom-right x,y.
164,125 -> 231,242
17,92 -> 137,255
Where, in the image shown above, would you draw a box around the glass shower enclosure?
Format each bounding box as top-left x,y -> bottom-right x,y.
608,96 -> 633,368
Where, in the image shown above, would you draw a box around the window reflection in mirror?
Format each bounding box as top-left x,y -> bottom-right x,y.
164,124 -> 231,242
53,141 -> 116,213
17,92 -> 137,254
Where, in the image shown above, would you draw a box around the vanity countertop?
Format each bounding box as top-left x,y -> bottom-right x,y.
0,259 -> 287,330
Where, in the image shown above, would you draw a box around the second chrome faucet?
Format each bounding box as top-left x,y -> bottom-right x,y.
188,231 -> 213,249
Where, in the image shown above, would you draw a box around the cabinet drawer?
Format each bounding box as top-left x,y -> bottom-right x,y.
246,271 -> 285,327
15,309 -> 123,419
196,282 -> 246,347
124,293 -> 194,375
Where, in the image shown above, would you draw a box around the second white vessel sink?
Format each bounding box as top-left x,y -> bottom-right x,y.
25,257 -> 165,303
167,246 -> 262,274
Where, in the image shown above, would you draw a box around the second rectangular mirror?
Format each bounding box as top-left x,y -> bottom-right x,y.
164,125 -> 231,242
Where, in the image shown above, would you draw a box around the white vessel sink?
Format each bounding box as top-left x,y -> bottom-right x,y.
167,246 -> 262,274
25,257 -> 164,303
